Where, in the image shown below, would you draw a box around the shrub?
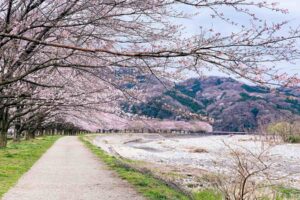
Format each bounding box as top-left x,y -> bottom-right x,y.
287,135 -> 300,143
267,121 -> 300,143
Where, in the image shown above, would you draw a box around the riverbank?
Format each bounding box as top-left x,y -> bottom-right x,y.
92,133 -> 300,198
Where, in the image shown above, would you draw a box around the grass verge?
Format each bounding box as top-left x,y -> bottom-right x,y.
192,189 -> 222,200
275,186 -> 300,200
0,136 -> 60,197
80,136 -> 222,200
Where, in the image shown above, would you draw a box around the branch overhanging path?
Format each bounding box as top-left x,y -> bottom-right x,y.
2,137 -> 145,200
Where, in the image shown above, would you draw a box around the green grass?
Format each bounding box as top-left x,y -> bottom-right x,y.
80,136 -> 223,200
260,186 -> 300,200
275,186 -> 300,199
0,136 -> 60,197
192,189 -> 222,200
287,135 -> 300,143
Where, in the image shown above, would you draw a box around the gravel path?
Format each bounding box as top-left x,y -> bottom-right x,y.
2,136 -> 145,200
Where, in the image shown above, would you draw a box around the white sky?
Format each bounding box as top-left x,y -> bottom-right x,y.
176,0 -> 300,82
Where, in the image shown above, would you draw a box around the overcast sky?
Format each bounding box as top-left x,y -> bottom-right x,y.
176,0 -> 300,82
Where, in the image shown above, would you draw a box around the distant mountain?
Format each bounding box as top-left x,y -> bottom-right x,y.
121,75 -> 300,132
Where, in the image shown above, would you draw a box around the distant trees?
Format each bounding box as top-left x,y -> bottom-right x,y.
0,0 -> 300,147
241,85 -> 270,94
267,121 -> 300,143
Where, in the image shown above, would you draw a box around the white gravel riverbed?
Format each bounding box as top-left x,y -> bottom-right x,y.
94,133 -> 300,189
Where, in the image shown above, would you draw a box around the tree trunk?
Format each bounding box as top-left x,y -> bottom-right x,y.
0,107 -> 9,147
14,130 -> 22,142
0,131 -> 7,148
13,105 -> 22,142
26,131 -> 35,140
14,123 -> 22,142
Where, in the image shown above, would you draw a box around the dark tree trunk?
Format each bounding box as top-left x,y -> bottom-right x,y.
14,122 -> 22,142
0,131 -> 7,148
13,105 -> 22,142
14,130 -> 22,142
0,107 -> 9,147
26,131 -> 35,140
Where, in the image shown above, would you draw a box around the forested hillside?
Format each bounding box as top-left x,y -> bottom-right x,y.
122,76 -> 300,131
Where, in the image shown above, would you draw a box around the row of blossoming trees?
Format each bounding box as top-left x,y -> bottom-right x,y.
0,0 -> 299,147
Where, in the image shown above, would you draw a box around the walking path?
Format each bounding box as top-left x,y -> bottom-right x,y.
2,136 -> 145,200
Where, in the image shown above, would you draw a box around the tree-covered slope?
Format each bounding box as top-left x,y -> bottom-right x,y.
121,76 -> 300,131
